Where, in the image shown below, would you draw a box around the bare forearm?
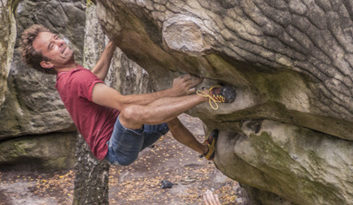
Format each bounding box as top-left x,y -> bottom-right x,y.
92,41 -> 116,80
92,74 -> 203,111
121,88 -> 177,106
119,75 -> 202,107
92,83 -> 181,112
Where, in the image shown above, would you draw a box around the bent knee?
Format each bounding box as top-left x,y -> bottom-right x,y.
120,106 -> 141,123
120,105 -> 153,126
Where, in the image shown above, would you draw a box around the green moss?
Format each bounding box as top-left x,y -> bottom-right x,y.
248,131 -> 344,204
0,133 -> 76,170
289,110 -> 353,141
202,53 -> 310,105
0,140 -> 28,160
250,131 -> 294,170
13,141 -> 28,154
44,157 -> 73,170
86,0 -> 94,7
249,70 -> 305,102
10,0 -> 22,13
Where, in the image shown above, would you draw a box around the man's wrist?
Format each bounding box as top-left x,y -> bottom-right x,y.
165,87 -> 178,97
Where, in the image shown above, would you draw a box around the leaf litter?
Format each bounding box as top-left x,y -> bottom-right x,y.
0,116 -> 240,205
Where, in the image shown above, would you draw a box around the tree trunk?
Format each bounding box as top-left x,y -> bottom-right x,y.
73,134 -> 110,205
72,3 -> 110,204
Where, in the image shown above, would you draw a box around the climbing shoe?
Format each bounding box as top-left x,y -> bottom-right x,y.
202,129 -> 219,160
196,85 -> 236,110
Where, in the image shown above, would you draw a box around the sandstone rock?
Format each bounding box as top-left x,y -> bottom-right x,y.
0,0 -> 152,171
0,0 -> 16,109
0,132 -> 76,171
217,120 -> 353,204
0,0 -> 85,170
2,0 -> 353,203
0,0 -> 86,138
96,0 -> 353,204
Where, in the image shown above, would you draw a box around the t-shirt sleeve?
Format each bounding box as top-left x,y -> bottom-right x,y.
72,69 -> 104,102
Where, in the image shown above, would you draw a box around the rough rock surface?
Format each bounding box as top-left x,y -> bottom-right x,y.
0,0 -> 153,170
0,0 -> 86,170
0,132 -> 76,170
0,0 -> 16,110
96,0 -> 353,204
1,0 -> 86,138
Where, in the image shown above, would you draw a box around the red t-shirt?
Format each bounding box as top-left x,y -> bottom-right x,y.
56,65 -> 120,160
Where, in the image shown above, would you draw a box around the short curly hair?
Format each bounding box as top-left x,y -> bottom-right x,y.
20,24 -> 53,73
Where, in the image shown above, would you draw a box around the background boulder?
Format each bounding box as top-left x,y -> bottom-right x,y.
0,0 -> 152,171
0,0 -> 86,170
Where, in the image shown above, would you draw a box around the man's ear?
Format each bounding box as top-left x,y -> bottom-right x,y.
40,60 -> 54,69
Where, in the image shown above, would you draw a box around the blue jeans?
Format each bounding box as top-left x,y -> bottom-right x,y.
105,116 -> 169,165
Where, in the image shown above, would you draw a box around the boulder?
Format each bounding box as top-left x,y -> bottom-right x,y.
0,0 -> 86,138
0,0 -> 16,110
0,0 -> 151,171
0,0 -> 85,170
0,132 -> 76,171
96,0 -> 353,204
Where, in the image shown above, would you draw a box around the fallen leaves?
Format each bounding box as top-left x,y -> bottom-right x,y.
108,133 -> 240,204
0,132 -> 240,205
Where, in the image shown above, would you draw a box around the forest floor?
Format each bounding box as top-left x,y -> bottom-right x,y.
0,114 -> 242,205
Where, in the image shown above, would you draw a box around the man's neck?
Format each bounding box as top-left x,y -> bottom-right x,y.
54,62 -> 78,73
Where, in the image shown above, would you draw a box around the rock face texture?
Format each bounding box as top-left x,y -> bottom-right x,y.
0,0 -> 152,172
96,1 -> 353,204
0,0 -> 86,170
1,0 -> 85,138
2,0 -> 353,204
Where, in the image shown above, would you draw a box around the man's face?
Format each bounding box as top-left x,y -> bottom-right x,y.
32,31 -> 74,69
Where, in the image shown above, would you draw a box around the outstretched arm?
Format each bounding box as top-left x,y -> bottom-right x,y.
91,75 -> 202,110
91,41 -> 116,81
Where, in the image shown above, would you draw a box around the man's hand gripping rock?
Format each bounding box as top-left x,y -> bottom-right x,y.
170,74 -> 203,97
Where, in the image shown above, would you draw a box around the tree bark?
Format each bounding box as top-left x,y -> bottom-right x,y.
72,3 -> 110,204
73,134 -> 109,205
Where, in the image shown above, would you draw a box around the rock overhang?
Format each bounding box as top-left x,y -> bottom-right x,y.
96,0 -> 353,204
96,0 -> 353,138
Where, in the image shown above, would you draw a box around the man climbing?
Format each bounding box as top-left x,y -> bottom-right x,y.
20,24 -> 235,165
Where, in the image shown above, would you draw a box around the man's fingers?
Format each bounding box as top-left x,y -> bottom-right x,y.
173,74 -> 202,96
187,75 -> 202,86
203,191 -> 211,205
184,80 -> 194,87
184,76 -> 202,86
203,190 -> 221,205
207,191 -> 217,205
214,194 -> 221,205
187,87 -> 196,94
191,77 -> 203,87
181,74 -> 191,80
